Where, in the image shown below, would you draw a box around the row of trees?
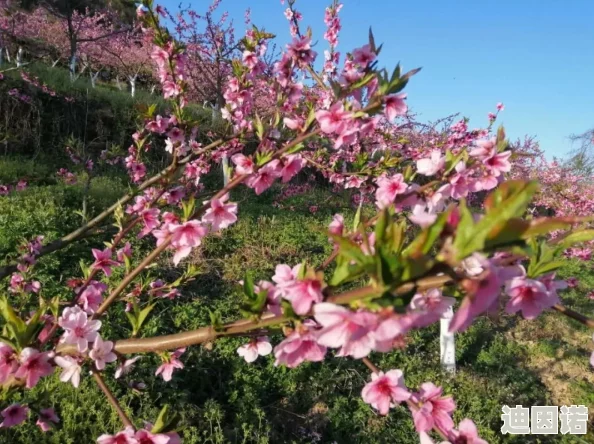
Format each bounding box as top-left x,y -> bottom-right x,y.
0,0 -> 244,103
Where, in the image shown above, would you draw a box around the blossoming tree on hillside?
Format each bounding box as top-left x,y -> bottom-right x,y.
0,0 -> 594,442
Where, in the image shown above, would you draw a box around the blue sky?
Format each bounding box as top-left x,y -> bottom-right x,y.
163,0 -> 594,158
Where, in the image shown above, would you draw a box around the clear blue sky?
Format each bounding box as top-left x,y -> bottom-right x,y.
163,0 -> 594,158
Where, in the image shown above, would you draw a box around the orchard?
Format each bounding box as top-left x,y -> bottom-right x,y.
0,0 -> 593,443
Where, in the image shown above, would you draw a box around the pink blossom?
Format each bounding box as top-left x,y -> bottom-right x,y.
36,408 -> 60,432
505,276 -> 559,319
91,248 -> 119,277
384,93 -> 407,120
352,44 -> 376,66
134,429 -> 171,444
447,418 -> 488,444
97,426 -> 139,444
14,348 -> 53,388
231,154 -> 255,175
78,281 -> 107,313
117,242 -> 133,262
59,305 -> 101,352
170,221 -> 208,265
315,102 -> 351,134
115,356 -> 142,379
246,160 -> 282,195
328,214 -> 344,237
89,336 -> 117,371
155,348 -> 185,382
282,274 -> 325,315
409,288 -> 456,328
450,258 -> 501,332
280,155 -> 305,183
202,194 -> 238,231
274,324 -> 327,368
54,355 -> 82,388
410,383 -> 456,433
375,174 -> 408,208
361,370 -> 411,415
0,342 -> 17,383
409,204 -> 438,228
237,337 -> 273,363
313,303 -> 379,359
483,150 -> 512,177
139,208 -> 161,238
416,150 -> 445,176
496,102 -> 505,111
0,404 -> 28,428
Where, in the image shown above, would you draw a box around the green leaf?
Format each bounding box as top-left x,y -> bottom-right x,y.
555,229 -> 594,251
404,208 -> 450,257
151,405 -> 179,434
243,271 -> 255,300
456,181 -> 538,259
209,310 -> 224,332
353,200 -> 363,232
135,303 -> 156,335
374,208 -> 389,244
125,311 -> 138,333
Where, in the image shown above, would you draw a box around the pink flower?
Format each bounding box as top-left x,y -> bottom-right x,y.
115,356 -> 142,379
89,336 -> 117,371
483,150 -> 512,177
14,348 -> 53,388
409,288 -> 456,328
450,258 -> 501,332
409,204 -> 438,228
59,306 -> 102,352
170,221 -> 208,265
447,418 -> 488,444
416,150 -> 445,176
231,154 -> 255,175
384,93 -> 407,120
117,242 -> 133,262
139,208 -> 161,238
91,248 -> 119,277
496,102 -> 505,111
155,348 -> 185,382
0,404 -> 28,428
274,324 -> 327,368
313,303 -> 379,359
505,276 -> 559,320
361,370 -> 411,415
54,355 -> 82,388
352,44 -> 376,66
282,275 -> 325,315
328,214 -> 344,238
315,102 -> 351,134
36,408 -> 59,432
410,383 -> 456,433
375,174 -> 408,209
246,160 -> 282,195
0,342 -> 17,383
78,281 -> 107,314
565,277 -> 579,288
97,426 -> 139,444
202,194 -> 238,231
167,127 -> 185,143
134,429 -> 171,444
237,337 -> 273,363
280,155 -> 305,183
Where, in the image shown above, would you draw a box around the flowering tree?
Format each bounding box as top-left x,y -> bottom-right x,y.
1,1 -> 594,442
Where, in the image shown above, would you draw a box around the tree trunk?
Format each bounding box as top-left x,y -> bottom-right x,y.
129,75 -> 137,97
69,54 -> 77,82
16,47 -> 23,67
90,71 -> 100,88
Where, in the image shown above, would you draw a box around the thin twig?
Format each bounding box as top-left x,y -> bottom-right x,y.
91,370 -> 133,428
